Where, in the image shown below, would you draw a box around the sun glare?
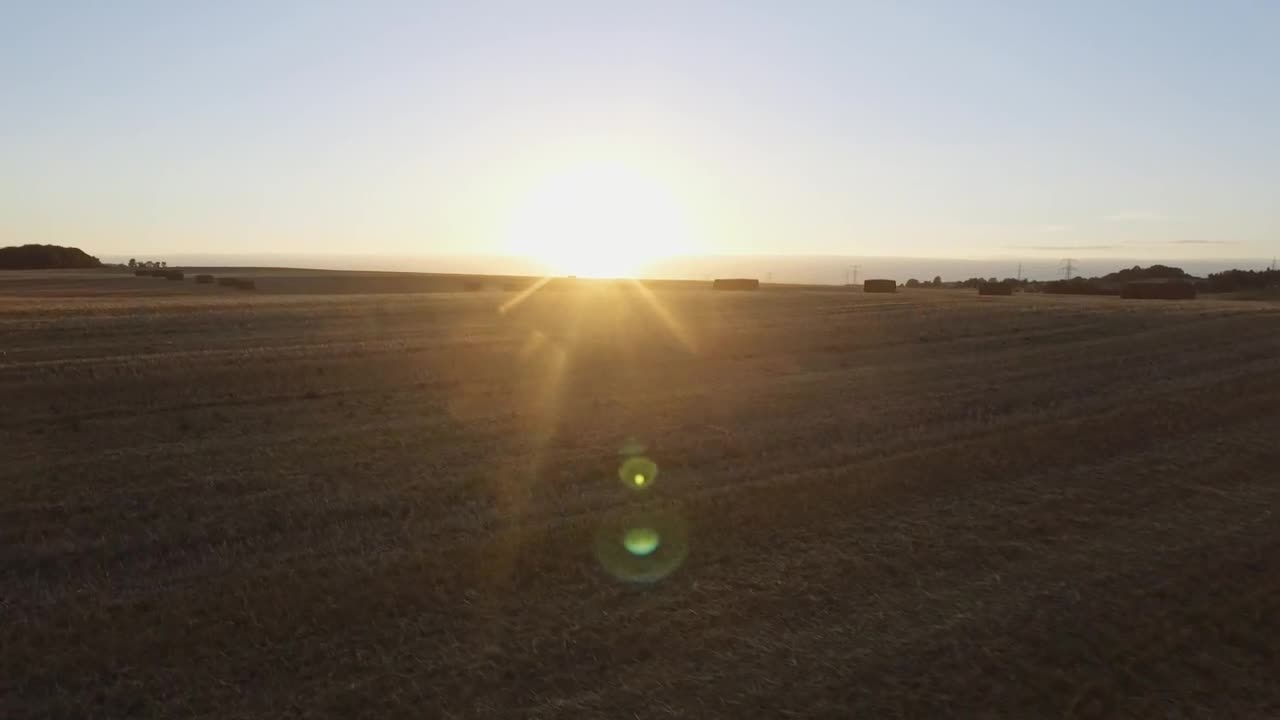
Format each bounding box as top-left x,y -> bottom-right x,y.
504,160 -> 694,278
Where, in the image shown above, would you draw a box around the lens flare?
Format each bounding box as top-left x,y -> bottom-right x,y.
623,527 -> 661,556
594,506 -> 688,584
618,456 -> 658,491
618,437 -> 648,457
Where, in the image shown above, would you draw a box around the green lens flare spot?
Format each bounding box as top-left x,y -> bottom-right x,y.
618,456 -> 658,490
594,507 -> 688,584
623,527 -> 661,556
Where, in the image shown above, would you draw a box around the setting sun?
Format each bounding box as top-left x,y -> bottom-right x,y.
504,159 -> 695,278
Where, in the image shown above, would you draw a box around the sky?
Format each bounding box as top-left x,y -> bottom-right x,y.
3,1 -> 1278,266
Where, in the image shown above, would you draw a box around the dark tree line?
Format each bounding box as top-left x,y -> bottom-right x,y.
0,244 -> 101,269
900,263 -> 1279,296
910,276 -> 1027,290
1098,264 -> 1190,282
1202,268 -> 1280,293
1035,265 -> 1279,295
1037,265 -> 1192,295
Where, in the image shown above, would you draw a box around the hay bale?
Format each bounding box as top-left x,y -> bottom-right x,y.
978,281 -> 1014,296
462,279 -> 484,291
1121,281 -> 1196,300
146,270 -> 167,277
863,279 -> 897,293
195,274 -> 214,284
712,278 -> 760,291
1043,279 -> 1117,296
164,271 -> 184,281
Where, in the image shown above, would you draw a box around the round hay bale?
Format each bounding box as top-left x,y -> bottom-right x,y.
978,282 -> 1014,296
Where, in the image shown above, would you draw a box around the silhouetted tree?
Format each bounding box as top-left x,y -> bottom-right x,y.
932,276 -> 942,286
1101,264 -> 1190,283
128,258 -> 136,268
0,244 -> 102,269
1203,268 -> 1280,292
905,278 -> 921,288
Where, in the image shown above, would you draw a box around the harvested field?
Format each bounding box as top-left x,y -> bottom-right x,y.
2,271 -> 1279,718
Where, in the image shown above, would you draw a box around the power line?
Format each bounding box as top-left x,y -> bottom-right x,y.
1061,258 -> 1077,280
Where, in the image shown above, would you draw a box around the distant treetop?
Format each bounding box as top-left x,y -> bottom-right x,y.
1099,264 -> 1190,283
0,244 -> 102,270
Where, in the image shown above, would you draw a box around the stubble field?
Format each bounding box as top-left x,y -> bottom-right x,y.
3,269 -> 1279,718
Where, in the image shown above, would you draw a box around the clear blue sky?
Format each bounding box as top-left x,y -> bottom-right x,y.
3,1 -> 1277,262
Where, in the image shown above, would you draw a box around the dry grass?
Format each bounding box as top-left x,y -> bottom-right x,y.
2,272 -> 1279,718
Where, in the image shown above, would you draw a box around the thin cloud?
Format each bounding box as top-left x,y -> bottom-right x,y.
1106,210 -> 1170,222
1009,244 -> 1119,251
1039,224 -> 1069,233
1121,239 -> 1238,246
